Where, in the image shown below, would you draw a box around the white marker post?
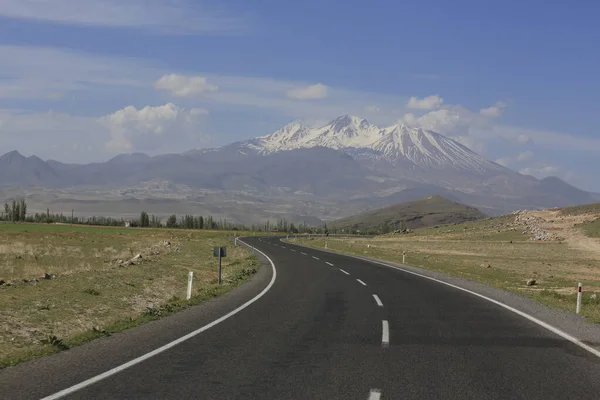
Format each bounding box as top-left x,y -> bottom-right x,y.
186,271 -> 193,300
402,251 -> 406,264
325,241 -> 328,249
576,282 -> 582,314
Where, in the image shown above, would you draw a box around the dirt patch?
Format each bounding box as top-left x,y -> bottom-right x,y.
515,209 -> 600,259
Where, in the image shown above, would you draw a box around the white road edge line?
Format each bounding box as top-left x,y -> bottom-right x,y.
369,389 -> 382,400
356,279 -> 367,286
382,320 -> 389,348
326,262 -> 334,266
41,239 -> 278,400
373,294 -> 383,307
339,269 -> 350,275
312,256 -> 320,260
288,240 -> 600,359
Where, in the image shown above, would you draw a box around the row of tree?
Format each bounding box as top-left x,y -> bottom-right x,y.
0,198 -> 333,233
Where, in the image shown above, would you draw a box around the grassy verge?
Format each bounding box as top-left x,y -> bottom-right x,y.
581,219 -> 600,238
288,218 -> 600,323
0,223 -> 259,368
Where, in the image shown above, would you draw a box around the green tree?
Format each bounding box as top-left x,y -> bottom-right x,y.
14,201 -> 20,222
140,211 -> 150,228
166,214 -> 177,228
19,199 -> 27,222
4,202 -> 10,221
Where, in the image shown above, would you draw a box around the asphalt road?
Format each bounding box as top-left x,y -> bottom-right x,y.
3,236 -> 600,399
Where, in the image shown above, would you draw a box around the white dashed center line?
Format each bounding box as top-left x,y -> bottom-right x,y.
382,320 -> 389,348
326,262 -> 334,266
372,294 -> 383,307
312,256 -> 320,260
301,252 -> 307,256
369,389 -> 382,400
339,269 -> 350,275
356,279 -> 367,286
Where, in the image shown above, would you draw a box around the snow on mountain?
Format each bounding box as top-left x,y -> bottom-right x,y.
242,115 -> 503,173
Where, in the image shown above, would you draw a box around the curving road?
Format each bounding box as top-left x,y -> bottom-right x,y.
2,236 -> 600,399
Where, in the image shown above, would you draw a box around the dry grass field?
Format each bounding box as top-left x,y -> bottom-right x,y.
292,206 -> 600,323
0,223 -> 258,367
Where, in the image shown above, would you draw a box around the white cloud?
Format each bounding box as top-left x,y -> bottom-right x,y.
516,150 -> 534,161
407,95 -> 444,110
0,0 -> 249,34
365,105 -> 381,113
286,83 -> 329,100
154,74 -> 219,97
480,101 -> 507,117
99,103 -> 209,152
0,45 -> 152,100
400,105 -> 480,136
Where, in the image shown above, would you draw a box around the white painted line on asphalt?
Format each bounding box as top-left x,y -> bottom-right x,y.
339,269 -> 350,275
40,238 -> 278,400
356,279 -> 367,286
281,246 -> 286,249
382,320 -> 389,347
312,256 -> 320,260
301,252 -> 307,256
373,294 -> 383,307
291,249 -> 296,252
369,389 -> 382,400
326,262 -> 334,266
352,254 -> 600,359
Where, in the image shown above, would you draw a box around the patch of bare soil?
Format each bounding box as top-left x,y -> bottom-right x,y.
514,209 -> 600,260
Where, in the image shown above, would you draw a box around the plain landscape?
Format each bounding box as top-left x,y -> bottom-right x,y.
0,224 -> 258,368
2,117 -> 600,370
290,202 -> 600,322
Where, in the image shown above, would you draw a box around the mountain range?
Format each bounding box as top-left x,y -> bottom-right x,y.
1,115 -> 598,224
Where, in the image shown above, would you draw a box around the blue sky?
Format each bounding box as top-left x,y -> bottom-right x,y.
0,0 -> 598,191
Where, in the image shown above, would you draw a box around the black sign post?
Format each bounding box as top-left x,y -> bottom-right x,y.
213,247 -> 227,284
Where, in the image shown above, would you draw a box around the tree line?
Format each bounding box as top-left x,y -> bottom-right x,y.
0,198 -> 326,233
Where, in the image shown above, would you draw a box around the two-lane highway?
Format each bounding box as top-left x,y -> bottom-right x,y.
2,235 -> 600,399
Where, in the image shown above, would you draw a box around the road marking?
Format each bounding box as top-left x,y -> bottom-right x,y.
301,252 -> 307,256
281,246 -> 286,249
326,262 -> 334,266
382,320 -> 389,347
293,241 -> 600,360
373,294 -> 383,307
40,239 -> 278,400
291,249 -> 296,252
356,279 -> 367,286
312,256 -> 320,260
339,269 -> 350,275
369,389 -> 382,400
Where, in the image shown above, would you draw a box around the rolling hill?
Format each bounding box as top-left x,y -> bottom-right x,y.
326,195 -> 488,233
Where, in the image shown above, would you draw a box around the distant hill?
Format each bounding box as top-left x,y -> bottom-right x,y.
327,195 -> 488,233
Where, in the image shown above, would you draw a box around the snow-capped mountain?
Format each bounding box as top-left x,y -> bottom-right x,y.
242,115 -> 503,174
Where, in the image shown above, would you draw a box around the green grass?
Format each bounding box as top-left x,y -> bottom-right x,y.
581,219 -> 600,238
0,223 -> 259,368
